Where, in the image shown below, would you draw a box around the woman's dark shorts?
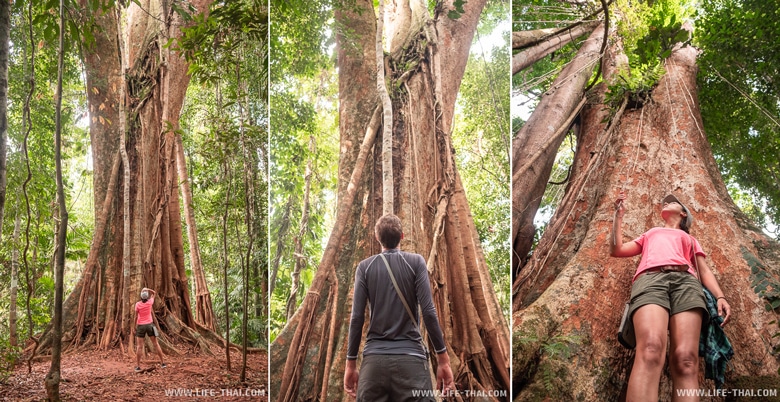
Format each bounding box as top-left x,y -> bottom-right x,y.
628,271 -> 709,321
135,323 -> 159,338
357,354 -> 434,402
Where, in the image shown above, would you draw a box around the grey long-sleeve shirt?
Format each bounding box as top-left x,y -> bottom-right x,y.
346,248 -> 447,360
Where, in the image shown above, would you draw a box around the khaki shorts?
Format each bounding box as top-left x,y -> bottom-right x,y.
628,271 -> 709,321
135,323 -> 159,338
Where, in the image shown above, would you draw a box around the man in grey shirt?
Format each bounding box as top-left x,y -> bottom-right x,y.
344,214 -> 455,401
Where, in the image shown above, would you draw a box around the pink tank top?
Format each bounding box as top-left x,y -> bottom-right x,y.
135,297 -> 154,325
631,227 -> 706,282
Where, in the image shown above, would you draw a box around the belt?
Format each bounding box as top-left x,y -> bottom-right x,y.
644,264 -> 689,274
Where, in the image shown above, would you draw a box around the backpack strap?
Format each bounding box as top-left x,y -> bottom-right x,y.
379,254 -> 419,329
378,254 -> 430,358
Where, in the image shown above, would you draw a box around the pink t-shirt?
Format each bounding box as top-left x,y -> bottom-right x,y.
135,297 -> 154,325
631,227 -> 706,282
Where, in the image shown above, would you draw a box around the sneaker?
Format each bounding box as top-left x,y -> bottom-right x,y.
134,367 -> 141,372
161,363 -> 167,368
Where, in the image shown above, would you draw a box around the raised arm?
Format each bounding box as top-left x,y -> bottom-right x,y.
610,191 -> 642,257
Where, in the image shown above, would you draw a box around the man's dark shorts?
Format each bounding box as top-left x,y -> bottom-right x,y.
357,354 -> 434,402
628,271 -> 709,321
135,323 -> 159,338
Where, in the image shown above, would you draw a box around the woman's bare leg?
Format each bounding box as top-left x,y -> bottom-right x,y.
627,304 -> 669,402
669,309 -> 704,401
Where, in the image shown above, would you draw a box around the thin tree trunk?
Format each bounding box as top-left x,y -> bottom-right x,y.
222,157 -> 232,371
21,0 -> 37,372
116,4 -> 133,350
511,24 -> 604,281
237,63 -> 253,383
0,0 -> 10,243
377,0 -> 394,215
175,133 -> 215,330
9,208 -> 19,347
512,21 -> 598,75
285,137 -> 314,320
45,1 -> 67,398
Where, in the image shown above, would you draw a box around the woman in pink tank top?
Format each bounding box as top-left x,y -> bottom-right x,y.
134,288 -> 166,372
610,191 -> 731,401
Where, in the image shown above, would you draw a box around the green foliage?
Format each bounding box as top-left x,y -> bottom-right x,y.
178,0 -> 269,348
0,338 -> 22,385
696,0 -> 780,228
616,0 -> 694,68
178,0 -> 268,89
270,0 -> 332,79
269,69 -> 339,342
514,307 -> 582,400
607,0 -> 692,112
0,0 -> 92,343
447,0 -> 467,20
603,62 -> 665,114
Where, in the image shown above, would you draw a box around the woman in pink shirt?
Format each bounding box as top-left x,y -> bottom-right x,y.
134,287 -> 166,372
610,191 -> 731,401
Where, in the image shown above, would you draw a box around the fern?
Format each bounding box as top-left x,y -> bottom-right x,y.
604,62 -> 666,117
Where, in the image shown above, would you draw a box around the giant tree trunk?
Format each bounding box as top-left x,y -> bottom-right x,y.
35,0 -> 219,356
511,24 -> 604,280
270,0 -> 510,400
512,43 -> 780,401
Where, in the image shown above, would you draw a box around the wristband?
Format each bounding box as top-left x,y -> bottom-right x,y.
717,296 -> 727,301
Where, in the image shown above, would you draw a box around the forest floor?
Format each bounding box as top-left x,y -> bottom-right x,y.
0,346 -> 267,401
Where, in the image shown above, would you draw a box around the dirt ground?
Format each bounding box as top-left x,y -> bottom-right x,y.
0,346 -> 268,401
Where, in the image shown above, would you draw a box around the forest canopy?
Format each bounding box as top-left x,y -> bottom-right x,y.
512,0 -> 780,240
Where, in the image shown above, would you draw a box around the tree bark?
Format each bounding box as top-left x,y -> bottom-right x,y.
271,0 -> 509,400
512,21 -> 598,75
0,0 -> 10,244
221,157 -> 232,371
45,1 -> 67,397
513,43 -> 780,401
377,0 -> 394,215
512,29 -> 557,49
511,24 -> 604,281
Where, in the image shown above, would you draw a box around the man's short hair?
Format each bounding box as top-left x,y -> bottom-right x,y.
375,214 -> 403,249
